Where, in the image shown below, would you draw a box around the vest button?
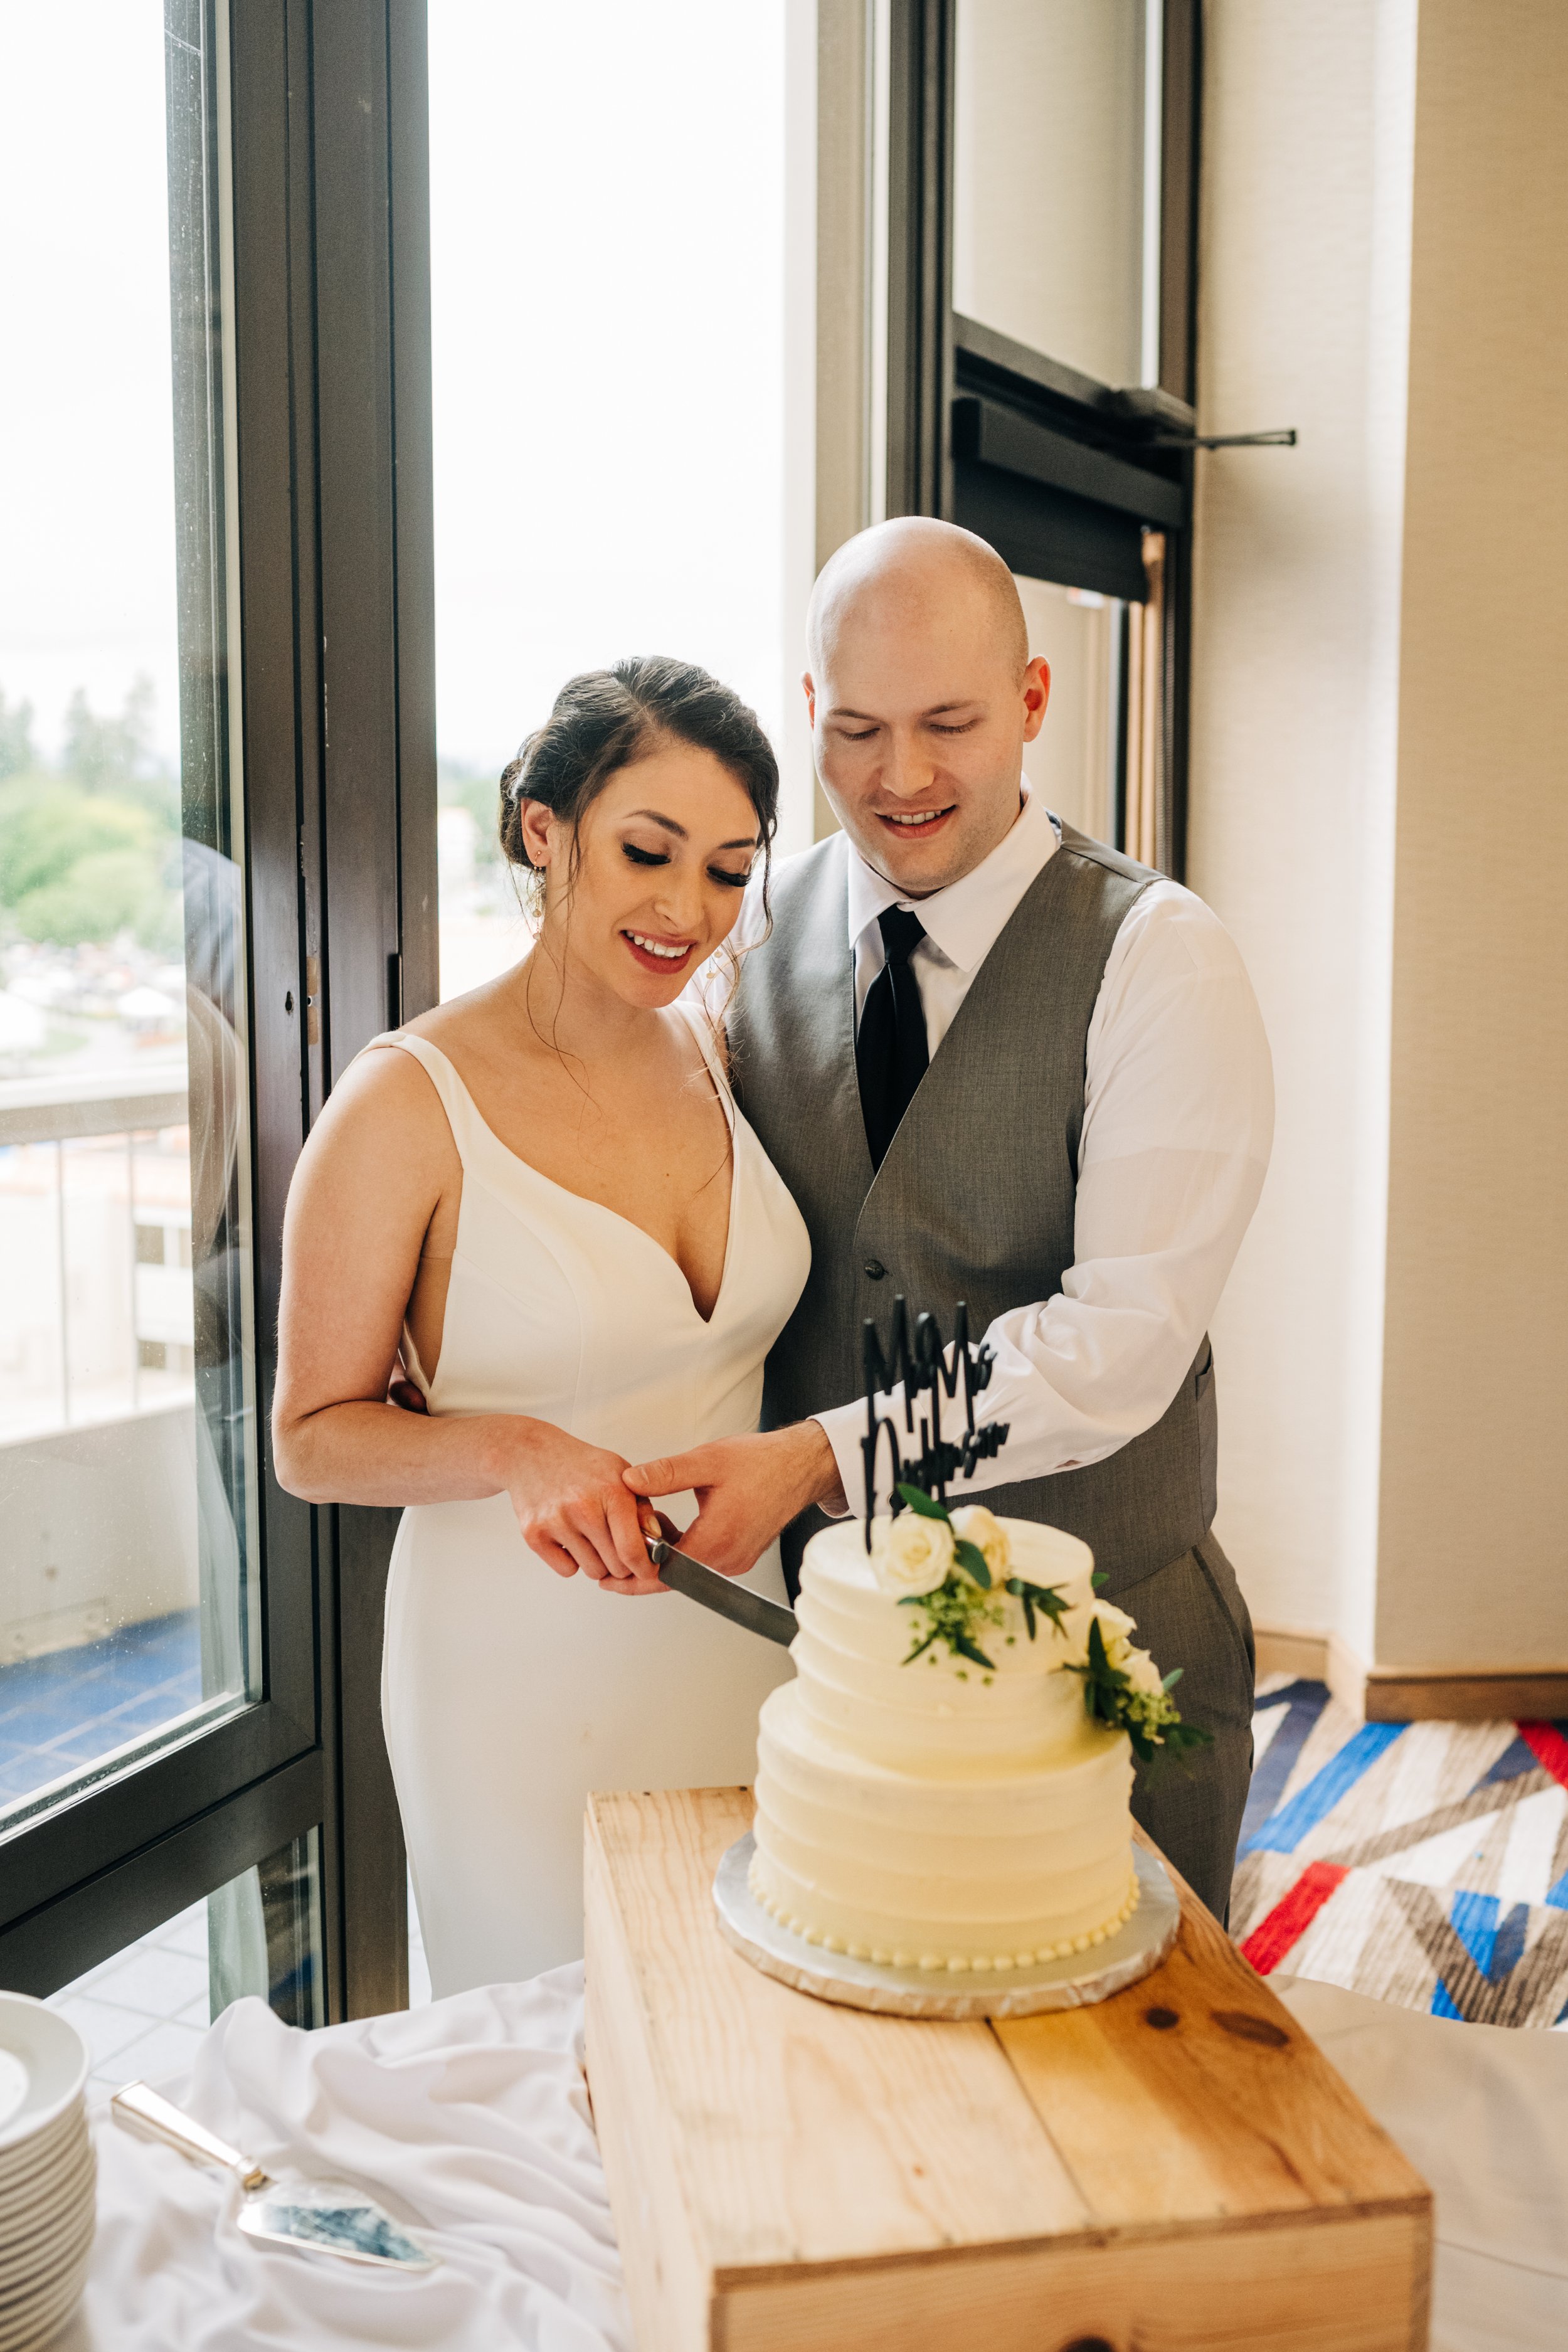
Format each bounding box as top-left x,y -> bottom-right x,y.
863,1259 -> 886,1281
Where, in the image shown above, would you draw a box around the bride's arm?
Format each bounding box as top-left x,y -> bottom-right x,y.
271,1049 -> 661,1589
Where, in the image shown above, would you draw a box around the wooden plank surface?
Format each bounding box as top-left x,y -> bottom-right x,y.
585,1825 -> 711,2352
586,1788 -> 1089,2272
585,1788 -> 1433,2352
720,2213 -> 1431,2352
990,1827 -> 1431,2229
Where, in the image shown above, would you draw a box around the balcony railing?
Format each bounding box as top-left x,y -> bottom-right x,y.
0,1062 -> 193,1439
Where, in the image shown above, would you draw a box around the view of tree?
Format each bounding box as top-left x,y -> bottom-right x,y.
438,756 -> 503,864
0,677 -> 182,953
0,688 -> 36,783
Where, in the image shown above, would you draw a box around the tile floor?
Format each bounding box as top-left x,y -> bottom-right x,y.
0,1611 -> 202,1813
45,1882 -> 428,2101
45,1899 -> 212,2098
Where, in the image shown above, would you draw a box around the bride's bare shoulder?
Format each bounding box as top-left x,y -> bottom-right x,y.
304,1029 -> 456,1179
392,971 -> 526,1064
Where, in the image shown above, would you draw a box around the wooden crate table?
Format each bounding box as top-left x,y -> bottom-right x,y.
585,1788 -> 1431,2352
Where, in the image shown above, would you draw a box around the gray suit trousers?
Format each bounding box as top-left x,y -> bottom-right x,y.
1118,1532 -> 1256,1924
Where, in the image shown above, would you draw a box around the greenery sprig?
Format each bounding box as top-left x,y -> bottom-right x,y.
884,1491 -> 1208,1764
1068,1615 -> 1214,1767
899,1577 -> 1004,1673
893,1485 -> 1070,1678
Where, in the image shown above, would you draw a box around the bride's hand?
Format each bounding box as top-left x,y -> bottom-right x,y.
501,1421 -> 669,1593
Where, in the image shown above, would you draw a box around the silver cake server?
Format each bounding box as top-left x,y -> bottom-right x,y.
112,2079 -> 440,2270
647,1538 -> 798,1648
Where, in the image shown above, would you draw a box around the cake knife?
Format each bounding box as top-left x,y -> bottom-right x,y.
112,2080 -> 440,2270
645,1538 -> 798,1648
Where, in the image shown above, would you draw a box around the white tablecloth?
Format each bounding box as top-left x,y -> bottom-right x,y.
60,1966 -> 630,2352
55,1961 -> 1568,2350
1276,1978 -> 1568,2352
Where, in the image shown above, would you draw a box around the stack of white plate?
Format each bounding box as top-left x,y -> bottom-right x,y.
0,1994 -> 94,2351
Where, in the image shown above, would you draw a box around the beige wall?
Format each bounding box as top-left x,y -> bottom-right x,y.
1192,0 -> 1568,1671
1189,0 -> 1415,1658
1377,0 -> 1568,1666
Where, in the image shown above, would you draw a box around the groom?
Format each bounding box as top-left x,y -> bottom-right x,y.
626,517 -> 1273,1919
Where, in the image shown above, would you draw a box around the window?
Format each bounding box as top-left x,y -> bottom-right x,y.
46,1832 -> 322,2096
866,0 -> 1199,874
0,0 -> 259,1833
1014,578 -> 1125,847
954,0 -> 1158,393
2,0 -> 432,2024
427,0 -> 815,991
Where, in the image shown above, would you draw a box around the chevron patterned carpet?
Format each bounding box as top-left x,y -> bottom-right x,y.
1229,1678 -> 1568,2028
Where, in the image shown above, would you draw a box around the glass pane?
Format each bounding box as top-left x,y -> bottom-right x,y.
429,0 -> 795,995
45,1832 -> 324,2095
954,0 -> 1154,389
0,1 -> 259,1825
1017,576 -> 1124,845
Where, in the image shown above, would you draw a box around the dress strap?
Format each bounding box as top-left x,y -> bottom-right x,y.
361,1030 -> 484,1167
674,1000 -> 736,1135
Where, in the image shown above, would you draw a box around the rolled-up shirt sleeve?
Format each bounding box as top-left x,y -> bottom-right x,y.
813,882 -> 1274,1513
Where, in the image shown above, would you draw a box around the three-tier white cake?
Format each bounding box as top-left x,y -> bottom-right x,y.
750,1515 -> 1140,1972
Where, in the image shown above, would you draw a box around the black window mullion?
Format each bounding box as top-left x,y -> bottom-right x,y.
1158,0 -> 1200,408
306,0 -> 433,2025
886,0 -> 955,521
0,1752 -> 325,2001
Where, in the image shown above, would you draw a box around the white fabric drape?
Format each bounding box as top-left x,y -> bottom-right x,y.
63,1968 -> 629,2352
1277,1977 -> 1568,2352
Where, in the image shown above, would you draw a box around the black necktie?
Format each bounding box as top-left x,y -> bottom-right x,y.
857,906 -> 928,1172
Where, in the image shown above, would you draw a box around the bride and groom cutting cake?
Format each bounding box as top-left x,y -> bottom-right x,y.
271,516 -> 1273,1999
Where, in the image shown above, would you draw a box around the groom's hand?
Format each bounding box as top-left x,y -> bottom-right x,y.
621,1422 -> 847,1577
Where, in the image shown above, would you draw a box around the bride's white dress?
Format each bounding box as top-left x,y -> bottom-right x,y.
375,1022 -> 811,1996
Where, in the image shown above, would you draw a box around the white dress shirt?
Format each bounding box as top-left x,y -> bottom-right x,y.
714,788 -> 1274,1509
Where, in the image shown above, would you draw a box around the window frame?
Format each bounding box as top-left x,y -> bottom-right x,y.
0,0 -> 435,2026
881,0 -> 1201,876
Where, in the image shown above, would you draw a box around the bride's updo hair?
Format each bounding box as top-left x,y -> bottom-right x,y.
499,655 -> 778,918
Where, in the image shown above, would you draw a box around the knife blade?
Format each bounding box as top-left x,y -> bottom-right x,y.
647,1539 -> 798,1648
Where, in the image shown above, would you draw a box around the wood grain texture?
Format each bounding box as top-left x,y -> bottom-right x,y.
585,1790 -> 1433,2352
1364,1668 -> 1568,1722
992,1826 -> 1429,2228
586,1789 -> 1088,2273
719,2213 -> 1431,2352
585,1826 -> 709,2352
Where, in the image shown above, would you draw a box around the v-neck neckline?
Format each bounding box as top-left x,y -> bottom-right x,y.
413,1017 -> 741,1330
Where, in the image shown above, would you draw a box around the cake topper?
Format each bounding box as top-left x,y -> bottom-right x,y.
860,1297 -> 1010,1548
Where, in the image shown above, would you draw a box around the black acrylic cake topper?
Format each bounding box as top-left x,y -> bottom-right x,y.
859,1298 -> 1011,1550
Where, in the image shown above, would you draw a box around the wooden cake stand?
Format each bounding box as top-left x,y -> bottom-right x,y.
585,1787 -> 1431,2352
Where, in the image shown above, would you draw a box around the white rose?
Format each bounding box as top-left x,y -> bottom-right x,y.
1121,1645 -> 1165,1697
949,1505 -> 1011,1586
1056,1599 -> 1138,1666
869,1508 -> 955,1597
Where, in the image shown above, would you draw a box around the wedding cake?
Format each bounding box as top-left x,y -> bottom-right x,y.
750,1503 -> 1182,1973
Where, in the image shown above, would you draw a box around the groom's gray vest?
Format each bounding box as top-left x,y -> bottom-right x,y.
729,822 -> 1217,1599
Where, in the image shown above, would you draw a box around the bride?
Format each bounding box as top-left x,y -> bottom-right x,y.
272,657 -> 816,1994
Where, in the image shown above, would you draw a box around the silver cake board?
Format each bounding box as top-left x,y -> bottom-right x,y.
713,1835 -> 1180,2022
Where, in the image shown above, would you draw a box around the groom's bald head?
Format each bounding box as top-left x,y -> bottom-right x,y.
802,519 -> 1049,896
807,517 -> 1029,681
